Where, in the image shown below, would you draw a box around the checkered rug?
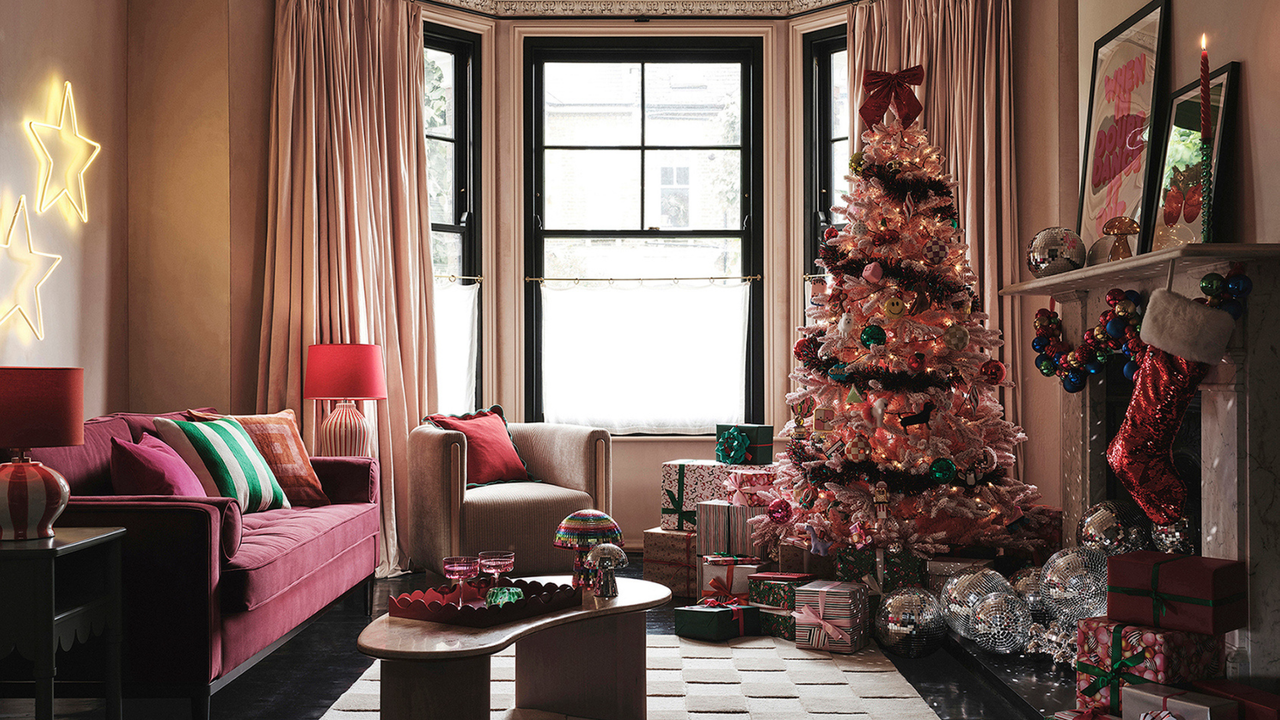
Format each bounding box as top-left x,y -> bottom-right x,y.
323,635 -> 942,720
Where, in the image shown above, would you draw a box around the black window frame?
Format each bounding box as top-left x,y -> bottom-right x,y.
803,25 -> 848,273
424,21 -> 483,410
523,36 -> 766,429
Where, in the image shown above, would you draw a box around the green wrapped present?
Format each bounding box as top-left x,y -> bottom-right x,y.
747,572 -> 818,610
834,548 -> 876,582
715,424 -> 774,465
674,602 -> 761,641
834,548 -> 926,594
759,608 -> 795,640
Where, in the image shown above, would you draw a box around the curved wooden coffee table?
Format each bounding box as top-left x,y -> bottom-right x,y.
358,575 -> 670,720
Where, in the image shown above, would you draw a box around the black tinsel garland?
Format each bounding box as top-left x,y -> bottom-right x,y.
857,161 -> 959,222
818,246 -> 976,310
786,438 -> 1007,497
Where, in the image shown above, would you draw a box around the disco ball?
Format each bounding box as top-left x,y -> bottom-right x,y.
971,591 -> 1032,655
1009,567 -> 1054,625
1027,227 -> 1086,278
1152,516 -> 1197,554
1040,547 -> 1108,627
874,587 -> 946,658
940,568 -> 1013,639
1077,500 -> 1152,555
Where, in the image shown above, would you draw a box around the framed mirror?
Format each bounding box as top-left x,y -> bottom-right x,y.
1148,61 -> 1239,251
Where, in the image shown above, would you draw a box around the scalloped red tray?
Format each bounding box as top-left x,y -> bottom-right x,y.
387,578 -> 583,628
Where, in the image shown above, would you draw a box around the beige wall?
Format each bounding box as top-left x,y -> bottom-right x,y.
0,0 -> 129,416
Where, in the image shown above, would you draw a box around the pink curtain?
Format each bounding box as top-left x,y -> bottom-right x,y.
259,0 -> 437,575
848,0 -> 1020,427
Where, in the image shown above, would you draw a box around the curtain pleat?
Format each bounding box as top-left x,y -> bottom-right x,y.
848,0 -> 1020,428
260,0 -> 436,576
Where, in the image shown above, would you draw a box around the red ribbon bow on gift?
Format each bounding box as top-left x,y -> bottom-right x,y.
703,576 -> 748,603
859,66 -> 925,130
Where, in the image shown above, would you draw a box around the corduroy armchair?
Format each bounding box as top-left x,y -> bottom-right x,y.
405,421 -> 611,576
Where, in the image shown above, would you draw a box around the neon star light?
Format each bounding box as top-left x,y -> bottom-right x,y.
0,196 -> 62,340
27,82 -> 101,222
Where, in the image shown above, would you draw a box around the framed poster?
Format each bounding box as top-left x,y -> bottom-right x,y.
1149,62 -> 1239,251
1077,0 -> 1168,255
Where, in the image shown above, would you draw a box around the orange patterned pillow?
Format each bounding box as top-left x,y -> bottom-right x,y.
187,409 -> 329,507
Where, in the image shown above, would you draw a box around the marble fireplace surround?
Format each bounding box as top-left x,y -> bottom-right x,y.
1002,243 -> 1280,686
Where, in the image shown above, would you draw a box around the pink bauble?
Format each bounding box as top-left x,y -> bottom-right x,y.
767,498 -> 792,524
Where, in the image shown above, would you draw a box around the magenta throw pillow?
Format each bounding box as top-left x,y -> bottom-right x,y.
424,406 -> 530,487
110,435 -> 207,496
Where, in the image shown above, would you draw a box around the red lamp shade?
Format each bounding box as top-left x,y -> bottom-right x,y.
303,344 -> 388,400
0,367 -> 84,449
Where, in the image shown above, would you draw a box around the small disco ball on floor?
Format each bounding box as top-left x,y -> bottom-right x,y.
874,587 -> 946,658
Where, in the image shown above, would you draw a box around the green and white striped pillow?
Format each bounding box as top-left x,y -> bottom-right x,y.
154,417 -> 290,513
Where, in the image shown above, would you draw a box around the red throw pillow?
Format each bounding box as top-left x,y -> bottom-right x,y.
110,435 -> 207,496
424,406 -> 530,487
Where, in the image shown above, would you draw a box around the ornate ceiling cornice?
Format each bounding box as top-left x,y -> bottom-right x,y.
427,0 -> 857,19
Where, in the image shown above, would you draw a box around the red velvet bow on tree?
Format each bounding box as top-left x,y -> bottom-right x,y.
860,65 -> 925,129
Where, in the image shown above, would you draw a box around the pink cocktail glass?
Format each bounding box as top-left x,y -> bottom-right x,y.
478,551 -> 515,586
442,556 -> 480,608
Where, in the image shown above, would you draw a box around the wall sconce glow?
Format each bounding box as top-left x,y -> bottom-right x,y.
27,82 -> 101,222
0,196 -> 62,340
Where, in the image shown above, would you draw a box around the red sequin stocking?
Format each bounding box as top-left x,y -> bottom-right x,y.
1105,346 -> 1208,524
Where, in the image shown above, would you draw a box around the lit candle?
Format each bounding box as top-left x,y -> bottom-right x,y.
1201,34 -> 1211,141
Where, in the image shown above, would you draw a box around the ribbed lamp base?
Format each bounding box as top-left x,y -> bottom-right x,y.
318,401 -> 373,457
0,461 -> 71,540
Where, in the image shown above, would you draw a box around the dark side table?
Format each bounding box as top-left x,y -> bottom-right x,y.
0,526 -> 125,720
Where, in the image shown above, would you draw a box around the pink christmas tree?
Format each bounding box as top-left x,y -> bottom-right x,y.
754,70 -> 1051,558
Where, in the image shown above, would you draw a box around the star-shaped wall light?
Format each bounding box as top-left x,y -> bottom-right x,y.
27,82 -> 101,222
0,196 -> 62,340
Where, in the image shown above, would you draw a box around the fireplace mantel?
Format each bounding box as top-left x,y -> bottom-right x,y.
999,242 -> 1280,686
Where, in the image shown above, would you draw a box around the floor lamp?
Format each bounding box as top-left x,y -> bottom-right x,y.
304,344 -> 387,457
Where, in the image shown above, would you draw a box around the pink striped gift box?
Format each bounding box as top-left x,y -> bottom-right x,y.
695,500 -> 761,557
792,579 -> 869,654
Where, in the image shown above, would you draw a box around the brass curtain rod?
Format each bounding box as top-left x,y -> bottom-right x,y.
434,274 -> 484,282
526,274 -> 761,284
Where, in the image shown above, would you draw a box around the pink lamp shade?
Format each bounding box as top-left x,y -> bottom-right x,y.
303,344 -> 388,400
0,367 -> 84,541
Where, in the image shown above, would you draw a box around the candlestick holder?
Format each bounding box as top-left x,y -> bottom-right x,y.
1200,138 -> 1213,244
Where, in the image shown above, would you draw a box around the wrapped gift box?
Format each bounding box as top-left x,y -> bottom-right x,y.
674,603 -> 762,641
1053,710 -> 1120,720
1193,679 -> 1280,720
779,542 -> 836,577
662,460 -> 771,530
1076,617 -> 1226,716
834,547 -> 876,583
696,500 -> 761,557
715,423 -> 774,465
835,547 -> 926,593
642,526 -> 698,597
760,608 -> 795,641
1107,551 -> 1248,636
746,572 -> 818,610
793,580 -> 869,654
927,557 -> 995,594
698,557 -> 768,602
1121,683 -> 1239,720
724,467 -> 776,506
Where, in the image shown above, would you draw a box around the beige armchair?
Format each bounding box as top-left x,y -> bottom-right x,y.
406,421 -> 611,576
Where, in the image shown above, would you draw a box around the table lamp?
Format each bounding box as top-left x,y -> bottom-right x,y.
0,367 -> 84,541
554,509 -> 624,589
303,344 -> 387,457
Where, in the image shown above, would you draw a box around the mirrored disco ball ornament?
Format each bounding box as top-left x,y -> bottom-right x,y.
1009,567 -> 1054,625
874,587 -> 946,658
1152,516 -> 1197,554
1039,547 -> 1108,627
971,591 -> 1032,655
941,568 -> 1013,639
1077,499 -> 1152,555
1027,227 -> 1086,278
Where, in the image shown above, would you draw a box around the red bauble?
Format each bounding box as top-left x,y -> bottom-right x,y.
767,498 -> 793,524
980,359 -> 1007,384
1105,288 -> 1127,307
823,227 -> 840,240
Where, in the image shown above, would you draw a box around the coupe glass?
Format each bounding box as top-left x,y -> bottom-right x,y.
442,556 -> 480,608
479,551 -> 515,586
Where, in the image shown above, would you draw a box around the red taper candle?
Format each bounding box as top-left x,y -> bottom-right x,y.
1201,34 -> 1211,141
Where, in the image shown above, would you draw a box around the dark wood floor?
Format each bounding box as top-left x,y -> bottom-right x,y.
0,555 -> 1033,719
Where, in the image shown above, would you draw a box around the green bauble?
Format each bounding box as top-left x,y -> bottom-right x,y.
929,458 -> 957,483
861,325 -> 888,348
1200,272 -> 1225,296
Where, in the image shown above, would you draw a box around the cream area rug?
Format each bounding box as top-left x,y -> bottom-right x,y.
322,634 -> 943,720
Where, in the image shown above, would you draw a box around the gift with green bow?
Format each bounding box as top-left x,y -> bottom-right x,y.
714,424 -> 774,465
1107,551 -> 1247,636
1075,617 -> 1226,716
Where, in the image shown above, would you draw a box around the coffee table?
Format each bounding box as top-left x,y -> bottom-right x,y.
358,575 -> 670,720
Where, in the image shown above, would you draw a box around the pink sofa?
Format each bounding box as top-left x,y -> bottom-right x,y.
25,410 -> 379,720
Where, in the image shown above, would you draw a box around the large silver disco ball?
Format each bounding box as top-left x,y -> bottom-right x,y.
940,568 -> 1013,639
874,587 -> 946,658
1009,567 -> 1054,625
1152,516 -> 1197,555
971,591 -> 1032,655
1039,547 -> 1108,627
1027,227 -> 1086,278
1077,499 -> 1152,555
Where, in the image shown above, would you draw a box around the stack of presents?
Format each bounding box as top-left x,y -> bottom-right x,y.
1056,551 -> 1280,720
643,423 -> 928,653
